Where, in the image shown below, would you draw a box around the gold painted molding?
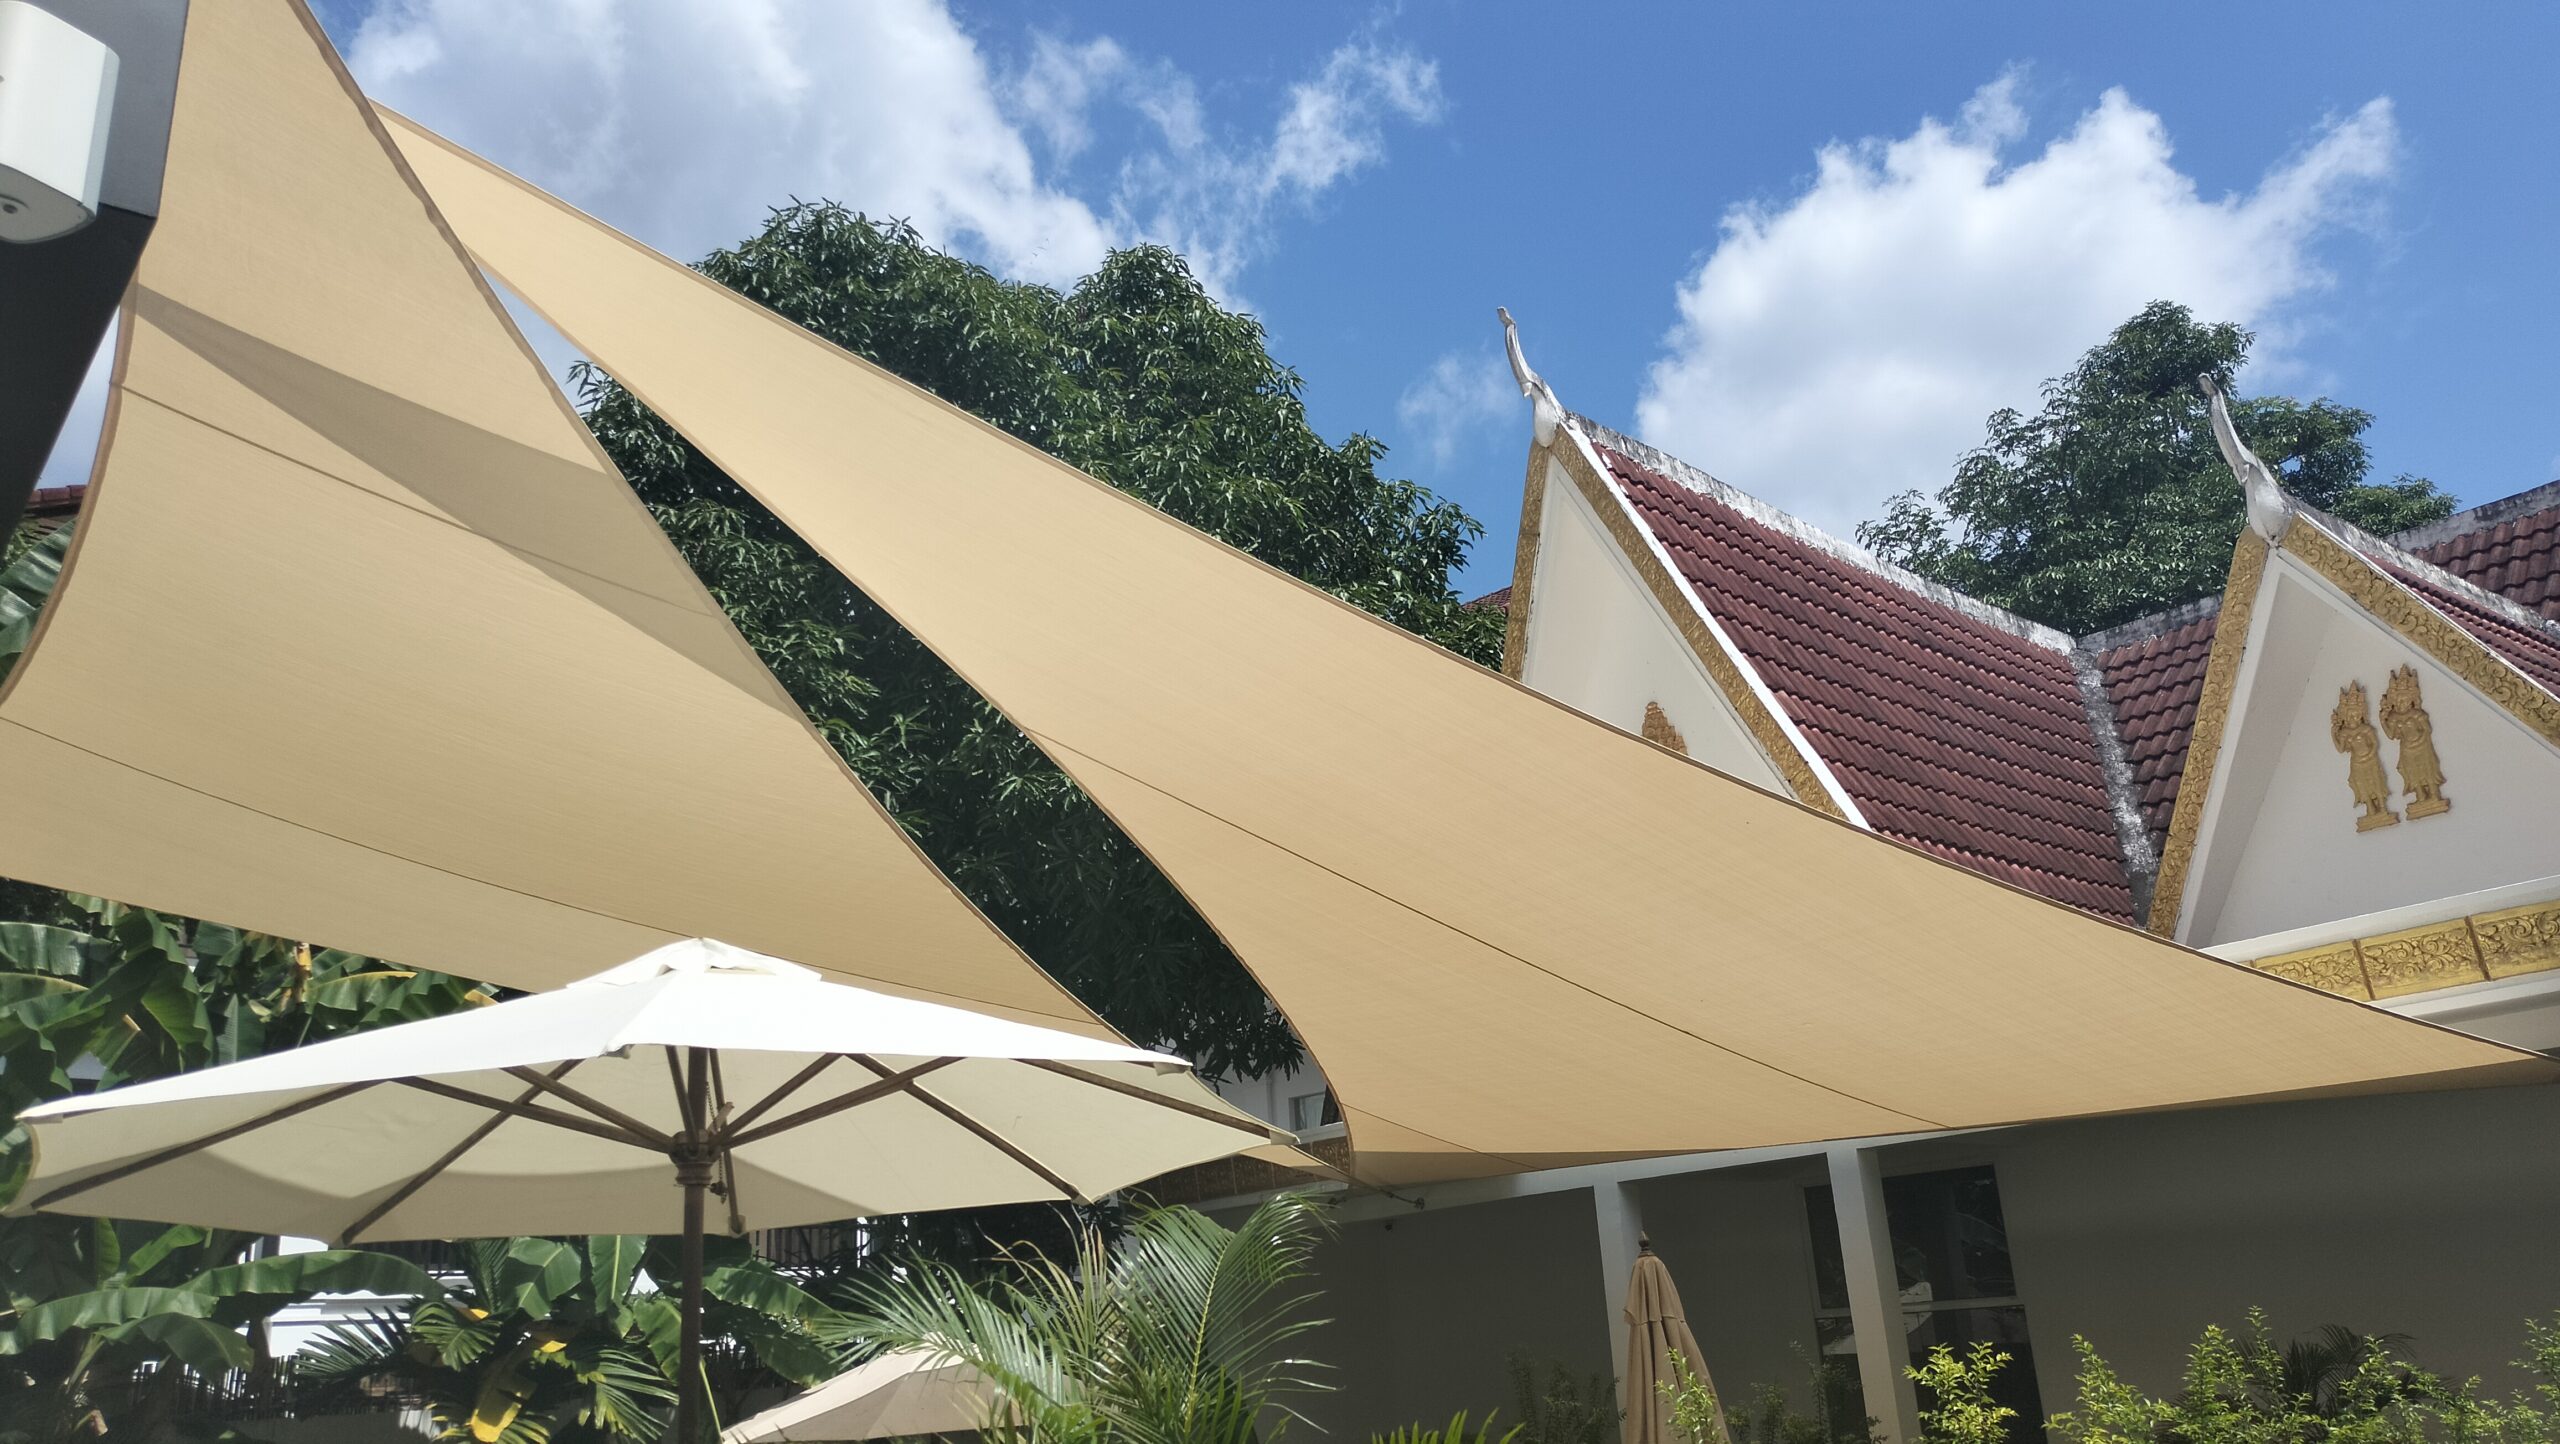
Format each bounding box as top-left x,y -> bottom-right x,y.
1498,439 -> 1549,680
2285,520 -> 2560,751
1544,438 -> 1847,818
1642,700 -> 1689,756
2146,530 -> 2271,937
2247,899 -> 2560,1001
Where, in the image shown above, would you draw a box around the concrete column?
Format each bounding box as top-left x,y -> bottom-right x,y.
1826,1145 -> 1920,1444
1593,1179 -> 1645,1386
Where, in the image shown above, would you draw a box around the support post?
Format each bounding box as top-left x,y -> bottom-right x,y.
673,1046 -> 715,1444
1826,1144 -> 1919,1444
1593,1179 -> 1644,1388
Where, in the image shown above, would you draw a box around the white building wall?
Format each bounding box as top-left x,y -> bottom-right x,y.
1285,1084 -> 2560,1440
1517,454 -> 1792,793
2187,563 -> 2560,945
1299,1187 -> 1614,1438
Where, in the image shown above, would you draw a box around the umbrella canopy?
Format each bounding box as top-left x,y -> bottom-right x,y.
722,1349 -> 998,1443
1623,1240 -> 1723,1444
11,939 -> 1289,1241
10,939 -> 1292,1443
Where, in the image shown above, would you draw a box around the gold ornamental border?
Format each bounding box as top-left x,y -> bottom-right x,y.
2252,897 -> 2560,1000
2285,521 -> 2560,751
2146,530 -> 2271,937
2148,516 -> 2560,940
1498,438 -> 1548,680
1541,437 -> 1847,819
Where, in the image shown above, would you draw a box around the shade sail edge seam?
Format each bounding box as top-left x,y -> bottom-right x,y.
115,384 -> 738,625
0,715 -> 1101,1027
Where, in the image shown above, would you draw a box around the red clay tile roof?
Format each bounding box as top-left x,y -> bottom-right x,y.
1594,443 -> 2138,921
2402,485 -> 2560,621
1465,585 -> 1512,611
1562,443 -> 2560,929
2093,606 -> 2219,859
2377,559 -> 2560,695
12,485 -> 83,544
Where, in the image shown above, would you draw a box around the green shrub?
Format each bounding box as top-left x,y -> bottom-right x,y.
1510,1354 -> 1622,1444
1376,1410 -> 1526,1444
1910,1344 -> 2016,1444
2048,1310 -> 2560,1444
1659,1350 -> 1729,1444
1734,1350 -> 1876,1444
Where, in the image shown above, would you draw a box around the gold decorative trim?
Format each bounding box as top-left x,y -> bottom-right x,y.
2255,941 -> 2369,998
2359,917 -> 2489,998
2240,898 -> 2560,1001
1546,438 -> 1847,818
2286,520 -> 2560,750
1642,700 -> 1689,756
2146,531 -> 2270,936
2475,902 -> 2560,979
1499,441 -> 1549,680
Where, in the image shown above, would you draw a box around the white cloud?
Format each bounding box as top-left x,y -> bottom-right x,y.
1068,38 -> 1445,294
1398,348 -> 1514,468
345,1 -> 1439,297
1633,71 -> 2399,535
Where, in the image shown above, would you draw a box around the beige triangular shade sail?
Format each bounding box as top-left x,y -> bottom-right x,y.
0,0 -> 1099,1033
1625,1246 -> 1722,1444
382,111 -> 2558,1185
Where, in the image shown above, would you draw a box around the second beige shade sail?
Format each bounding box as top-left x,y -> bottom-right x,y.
384,111 -> 2554,1186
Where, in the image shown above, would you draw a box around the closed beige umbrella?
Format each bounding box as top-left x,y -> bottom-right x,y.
1624,1238 -> 1724,1444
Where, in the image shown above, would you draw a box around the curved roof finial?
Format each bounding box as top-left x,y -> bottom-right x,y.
1500,306 -> 1564,447
2199,373 -> 2292,543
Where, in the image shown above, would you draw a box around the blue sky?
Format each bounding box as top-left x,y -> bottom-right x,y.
64,3 -> 2560,596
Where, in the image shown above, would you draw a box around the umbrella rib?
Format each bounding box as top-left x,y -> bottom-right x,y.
31,1081 -> 382,1211
665,1044 -> 696,1135
724,1053 -> 841,1135
500,1066 -> 673,1147
340,1061 -> 581,1244
846,1056 -> 1082,1204
721,1057 -> 962,1150
708,1052 -> 745,1235
1019,1059 -> 1286,1141
396,1076 -> 661,1150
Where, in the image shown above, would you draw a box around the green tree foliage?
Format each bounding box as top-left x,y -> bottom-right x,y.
578,207 -> 1502,1080
835,1193 -> 1331,1444
303,1235 -> 837,1444
1858,303 -> 2457,633
0,1220 -> 431,1442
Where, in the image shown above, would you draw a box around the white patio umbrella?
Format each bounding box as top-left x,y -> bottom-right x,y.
721,1347 -> 997,1442
9,939 -> 1294,1441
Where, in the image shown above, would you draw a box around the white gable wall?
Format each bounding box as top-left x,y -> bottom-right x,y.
2183,555 -> 2560,945
1516,451 -> 1794,793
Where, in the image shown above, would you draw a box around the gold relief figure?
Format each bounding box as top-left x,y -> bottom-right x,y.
2331,682 -> 2399,831
2379,664 -> 2450,818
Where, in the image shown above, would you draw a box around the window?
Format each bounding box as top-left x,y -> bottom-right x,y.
1287,1091 -> 1328,1131
1804,1165 -> 2043,1438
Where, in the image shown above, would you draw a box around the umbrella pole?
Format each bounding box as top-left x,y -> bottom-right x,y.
678,1160 -> 708,1442
674,1045 -> 716,1444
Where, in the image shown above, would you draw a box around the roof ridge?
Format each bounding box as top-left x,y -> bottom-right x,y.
1570,416 -> 2081,654
2065,639 -> 2161,921
2388,478 -> 2560,552
2301,503 -> 2560,645
2076,594 -> 2225,654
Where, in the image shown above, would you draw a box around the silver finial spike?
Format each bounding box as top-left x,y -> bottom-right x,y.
2200,373 -> 2292,543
